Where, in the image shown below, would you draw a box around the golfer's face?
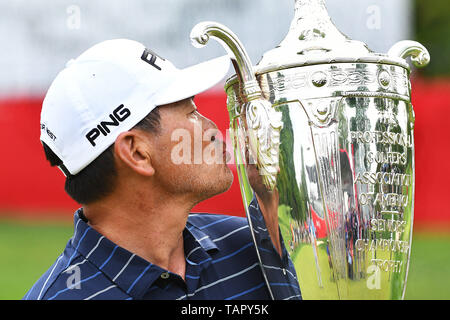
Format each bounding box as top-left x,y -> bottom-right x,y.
149,98 -> 233,199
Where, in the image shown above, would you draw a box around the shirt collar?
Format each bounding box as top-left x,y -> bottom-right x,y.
247,196 -> 290,265
70,209 -> 219,299
184,217 -> 219,266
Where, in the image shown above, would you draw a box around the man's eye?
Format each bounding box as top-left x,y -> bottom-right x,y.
188,110 -> 199,120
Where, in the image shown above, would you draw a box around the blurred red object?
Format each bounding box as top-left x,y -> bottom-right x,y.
0,77 -> 449,227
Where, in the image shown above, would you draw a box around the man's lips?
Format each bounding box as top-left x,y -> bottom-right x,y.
207,138 -> 231,164
222,141 -> 231,163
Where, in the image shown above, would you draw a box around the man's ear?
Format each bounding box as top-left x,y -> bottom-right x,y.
114,130 -> 155,176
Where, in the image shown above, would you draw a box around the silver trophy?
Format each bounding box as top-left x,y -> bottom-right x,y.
191,0 -> 429,299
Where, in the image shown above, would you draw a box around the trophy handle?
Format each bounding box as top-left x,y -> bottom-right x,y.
190,21 -> 260,100
190,22 -> 283,190
388,40 -> 430,68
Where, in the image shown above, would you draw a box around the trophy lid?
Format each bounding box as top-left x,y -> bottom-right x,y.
255,0 -> 411,74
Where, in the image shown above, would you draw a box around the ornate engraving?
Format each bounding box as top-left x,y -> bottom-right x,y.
309,98 -> 338,126
265,65 -> 411,101
245,100 -> 283,190
378,70 -> 391,89
329,68 -> 376,86
311,71 -> 328,87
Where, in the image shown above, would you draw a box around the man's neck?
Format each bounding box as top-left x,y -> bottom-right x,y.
255,190 -> 282,258
82,190 -> 194,281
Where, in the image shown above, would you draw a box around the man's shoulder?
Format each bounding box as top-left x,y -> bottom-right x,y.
187,213 -> 250,243
23,241 -> 128,300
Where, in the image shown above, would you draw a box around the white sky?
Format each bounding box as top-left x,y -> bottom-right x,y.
0,0 -> 412,96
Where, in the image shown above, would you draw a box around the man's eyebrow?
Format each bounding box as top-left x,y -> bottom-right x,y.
181,96 -> 195,105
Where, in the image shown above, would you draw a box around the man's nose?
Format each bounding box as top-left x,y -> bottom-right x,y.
198,113 -> 218,132
200,117 -> 221,144
203,114 -> 218,130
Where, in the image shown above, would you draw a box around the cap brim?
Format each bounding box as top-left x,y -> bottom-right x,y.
153,55 -> 231,106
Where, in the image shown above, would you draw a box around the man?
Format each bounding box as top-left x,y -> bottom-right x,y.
24,39 -> 301,300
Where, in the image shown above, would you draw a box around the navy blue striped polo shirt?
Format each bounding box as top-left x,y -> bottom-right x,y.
23,197 -> 301,300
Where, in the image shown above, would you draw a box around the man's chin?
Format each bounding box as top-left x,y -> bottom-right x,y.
220,165 -> 234,193
197,166 -> 234,202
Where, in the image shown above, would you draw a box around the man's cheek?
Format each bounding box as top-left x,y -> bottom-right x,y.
169,128 -> 194,165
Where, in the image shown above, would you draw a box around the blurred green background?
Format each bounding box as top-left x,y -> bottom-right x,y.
1,219 -> 449,300
415,0 -> 450,77
407,0 -> 450,301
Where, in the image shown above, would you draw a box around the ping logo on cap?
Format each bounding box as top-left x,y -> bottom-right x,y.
141,48 -> 165,70
41,123 -> 57,141
86,104 -> 131,147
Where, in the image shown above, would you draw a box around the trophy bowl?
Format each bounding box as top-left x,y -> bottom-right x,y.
191,0 -> 429,299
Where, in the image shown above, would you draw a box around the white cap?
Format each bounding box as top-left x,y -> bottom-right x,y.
40,39 -> 230,176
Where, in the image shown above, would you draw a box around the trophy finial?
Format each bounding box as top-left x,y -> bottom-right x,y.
285,0 -> 348,48
256,0 -> 372,72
